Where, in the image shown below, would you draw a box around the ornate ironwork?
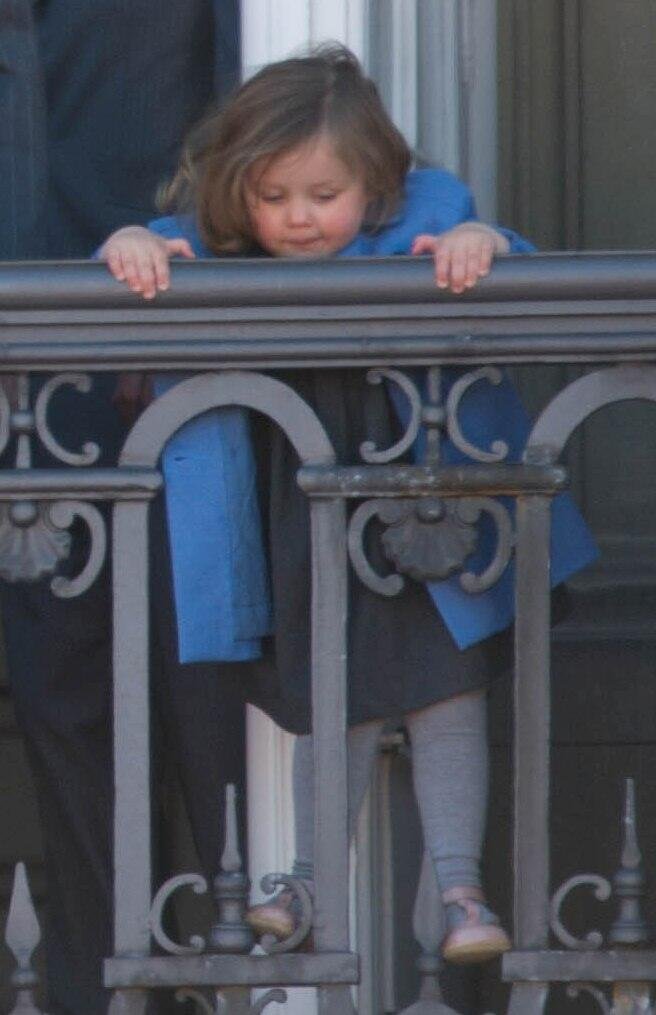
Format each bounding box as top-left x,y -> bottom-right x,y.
149,786 -> 255,957
360,368 -> 424,463
610,778 -> 649,947
445,366 -> 509,463
398,848 -> 461,1015
0,501 -> 71,583
256,874 -> 314,956
33,373 -> 100,465
566,984 -> 611,1013
209,785 -> 254,955
5,863 -> 46,1015
348,494 -> 513,596
0,372 -> 107,593
49,501 -> 106,597
549,875 -> 611,950
149,873 -> 208,956
176,988 -> 287,1015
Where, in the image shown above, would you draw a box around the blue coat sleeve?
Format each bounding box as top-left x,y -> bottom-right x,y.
149,215 -> 273,664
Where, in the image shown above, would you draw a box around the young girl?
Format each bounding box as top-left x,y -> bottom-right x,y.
100,45 -> 595,964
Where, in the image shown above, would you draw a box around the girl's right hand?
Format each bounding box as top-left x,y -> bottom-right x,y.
98,225 -> 195,299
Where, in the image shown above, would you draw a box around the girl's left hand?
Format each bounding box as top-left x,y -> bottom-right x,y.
412,222 -> 510,294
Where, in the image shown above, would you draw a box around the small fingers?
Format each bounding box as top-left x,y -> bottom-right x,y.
120,250 -> 156,298
411,234 -> 439,257
166,238 -> 196,260
106,246 -> 126,282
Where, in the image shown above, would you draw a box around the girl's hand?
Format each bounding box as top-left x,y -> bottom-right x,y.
98,225 -> 195,299
411,223 -> 510,294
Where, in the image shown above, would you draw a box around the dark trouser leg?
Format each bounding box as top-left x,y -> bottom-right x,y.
148,495 -> 247,885
2,498 -> 248,1015
1,557 -> 113,1015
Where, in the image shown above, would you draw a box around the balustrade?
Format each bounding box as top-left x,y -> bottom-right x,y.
2,253 -> 656,1013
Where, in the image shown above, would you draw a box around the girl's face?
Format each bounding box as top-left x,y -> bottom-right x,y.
245,134 -> 369,258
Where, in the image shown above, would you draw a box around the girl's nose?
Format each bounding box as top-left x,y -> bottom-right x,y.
285,198 -> 312,226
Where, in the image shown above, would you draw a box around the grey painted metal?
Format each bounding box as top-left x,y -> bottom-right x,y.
506,982 -> 549,1015
610,779 -> 648,947
504,952 -> 656,982
149,875 -> 208,956
48,500 -> 106,597
33,372 -> 100,465
0,501 -> 71,583
359,367 -> 423,464
445,366 -> 509,461
398,849 -> 459,1015
0,467 -> 162,498
107,989 -> 148,1015
527,364 -> 656,456
209,785 -> 256,956
7,260 -> 656,1011
104,954 -> 359,988
549,875 -> 611,950
508,492 -> 552,1015
4,863 -> 45,1015
298,462 -> 568,497
566,985 -> 611,1015
309,498 -> 357,1015
11,256 -> 656,371
610,780 -> 654,1014
256,876 -> 313,955
120,372 -> 334,469
112,500 -> 152,958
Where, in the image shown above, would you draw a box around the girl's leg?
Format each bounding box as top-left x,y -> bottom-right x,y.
406,689 -> 488,892
406,689 -> 510,963
248,718 -> 385,938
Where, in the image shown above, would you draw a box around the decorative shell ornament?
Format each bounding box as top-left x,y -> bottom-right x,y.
0,503 -> 71,583
380,498 -> 477,582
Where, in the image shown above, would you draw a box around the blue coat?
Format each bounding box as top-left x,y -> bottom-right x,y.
151,169 -> 597,661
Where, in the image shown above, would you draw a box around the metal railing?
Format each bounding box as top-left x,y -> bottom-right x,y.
3,252 -> 656,1014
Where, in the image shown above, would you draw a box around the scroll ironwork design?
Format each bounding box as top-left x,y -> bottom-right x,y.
349,365 -> 515,598
256,874 -> 314,955
48,501 -> 106,597
566,984 -> 611,1014
348,496 -> 513,597
34,373 -> 100,465
175,988 -> 287,1015
445,366 -> 509,463
549,874 -> 611,950
0,372 -> 107,593
360,368 -> 424,464
149,873 -> 208,956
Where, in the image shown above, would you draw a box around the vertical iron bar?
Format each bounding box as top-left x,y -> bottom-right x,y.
110,500 -> 151,1014
508,492 -> 552,1015
309,497 -> 355,1015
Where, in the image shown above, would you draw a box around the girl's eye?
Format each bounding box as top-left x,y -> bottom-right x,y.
260,193 -> 284,203
315,193 -> 337,203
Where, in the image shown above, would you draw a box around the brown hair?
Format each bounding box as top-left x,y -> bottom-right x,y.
161,44 -> 412,254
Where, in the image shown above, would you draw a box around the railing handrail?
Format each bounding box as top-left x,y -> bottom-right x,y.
3,252 -> 656,371
4,251 -> 656,309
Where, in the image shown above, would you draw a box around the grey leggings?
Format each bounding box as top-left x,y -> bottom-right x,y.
292,689 -> 488,894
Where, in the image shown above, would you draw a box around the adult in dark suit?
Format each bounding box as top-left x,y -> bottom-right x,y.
0,3 -> 244,1013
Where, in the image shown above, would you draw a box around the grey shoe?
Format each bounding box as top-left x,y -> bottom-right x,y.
441,887 -> 511,965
